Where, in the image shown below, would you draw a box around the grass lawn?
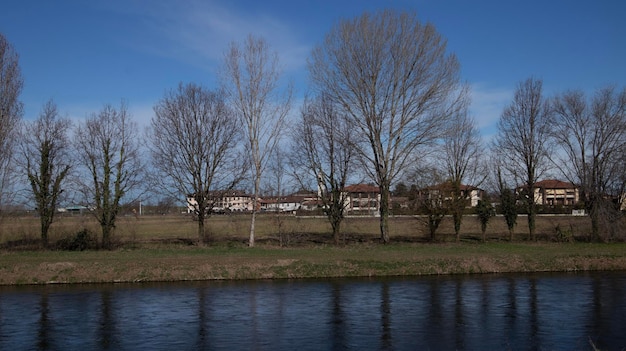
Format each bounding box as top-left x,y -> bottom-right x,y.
0,213 -> 624,285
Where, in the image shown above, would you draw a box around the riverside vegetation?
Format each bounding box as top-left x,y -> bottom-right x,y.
1,213 -> 625,285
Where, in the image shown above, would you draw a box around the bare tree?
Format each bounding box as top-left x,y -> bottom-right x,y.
76,102 -> 143,249
551,87 -> 626,241
20,100 -> 72,248
222,35 -> 292,247
442,107 -> 484,242
291,94 -> 355,245
265,149 -> 283,195
475,199 -> 495,243
308,10 -> 465,243
492,157 -> 518,241
265,146 -> 289,245
150,83 -> 243,244
493,78 -> 552,241
0,33 -> 23,214
410,166 -> 449,242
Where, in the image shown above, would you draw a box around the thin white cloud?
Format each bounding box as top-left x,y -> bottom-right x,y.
61,100 -> 154,131
113,1 -> 311,73
469,83 -> 512,139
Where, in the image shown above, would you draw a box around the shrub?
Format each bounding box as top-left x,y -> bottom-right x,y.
55,229 -> 98,251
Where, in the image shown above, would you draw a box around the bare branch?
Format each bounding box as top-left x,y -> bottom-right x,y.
149,83 -> 243,243
308,10 -> 463,243
551,86 -> 626,240
493,77 -> 552,240
19,99 -> 72,247
222,35 -> 293,247
75,101 -> 144,248
0,33 -> 23,215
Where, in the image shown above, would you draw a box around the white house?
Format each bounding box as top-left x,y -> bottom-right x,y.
260,191 -> 319,212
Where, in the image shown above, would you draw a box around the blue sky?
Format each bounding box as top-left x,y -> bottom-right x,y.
1,0 -> 624,138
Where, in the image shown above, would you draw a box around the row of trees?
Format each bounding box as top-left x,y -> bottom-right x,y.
0,32 -> 292,248
1,10 -> 625,249
493,79 -> 626,242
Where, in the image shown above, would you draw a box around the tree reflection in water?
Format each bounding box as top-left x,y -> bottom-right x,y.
0,272 -> 624,350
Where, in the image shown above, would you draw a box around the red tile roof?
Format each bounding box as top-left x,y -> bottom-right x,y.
534,179 -> 577,189
343,184 -> 380,193
425,182 -> 481,191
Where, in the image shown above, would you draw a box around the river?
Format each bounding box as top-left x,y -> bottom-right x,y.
1,271 -> 625,350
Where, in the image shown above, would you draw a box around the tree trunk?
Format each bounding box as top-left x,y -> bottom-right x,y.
38,206 -> 53,248
589,200 -> 600,242
590,214 -> 599,242
40,217 -> 49,248
428,217 -> 440,242
453,210 -> 462,242
249,191 -> 258,247
249,166 -> 261,247
332,221 -> 340,246
197,215 -> 205,246
527,204 -> 536,241
249,208 -> 256,247
102,224 -> 112,249
379,186 -> 390,243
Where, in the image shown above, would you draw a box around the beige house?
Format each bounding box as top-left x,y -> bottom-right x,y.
530,179 -> 579,206
186,190 -> 254,213
421,182 -> 485,207
342,184 -> 381,215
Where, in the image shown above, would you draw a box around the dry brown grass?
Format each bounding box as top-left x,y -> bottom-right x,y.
1,240 -> 625,285
0,213 -> 597,247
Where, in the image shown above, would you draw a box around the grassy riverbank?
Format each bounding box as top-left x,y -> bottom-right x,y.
2,242 -> 626,285
1,214 -> 625,285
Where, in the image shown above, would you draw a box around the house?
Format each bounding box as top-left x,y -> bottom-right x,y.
419,182 -> 484,208
186,190 -> 254,214
217,190 -> 255,211
390,196 -> 410,209
518,179 -> 580,206
260,196 -> 304,212
342,184 -> 381,215
261,191 -> 321,212
301,198 -> 324,211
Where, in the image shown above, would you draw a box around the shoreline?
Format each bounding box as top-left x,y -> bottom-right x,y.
2,242 -> 626,286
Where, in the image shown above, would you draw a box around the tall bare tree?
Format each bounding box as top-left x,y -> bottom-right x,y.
20,100 -> 72,247
150,83 -> 243,244
291,94 -> 355,245
308,10 -> 465,243
222,35 -> 292,247
442,108 -> 484,242
492,156 -> 518,241
0,33 -> 23,214
410,166 -> 449,242
265,146 -> 290,245
76,102 -> 143,248
494,78 -> 551,241
551,86 -> 626,241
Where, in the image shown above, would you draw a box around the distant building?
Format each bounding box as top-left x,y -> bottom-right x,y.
342,184 -> 381,215
260,192 -> 317,212
186,190 -> 253,214
420,182 -> 485,208
517,179 -> 580,206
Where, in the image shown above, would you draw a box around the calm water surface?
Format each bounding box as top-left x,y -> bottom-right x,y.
0,271 -> 625,350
